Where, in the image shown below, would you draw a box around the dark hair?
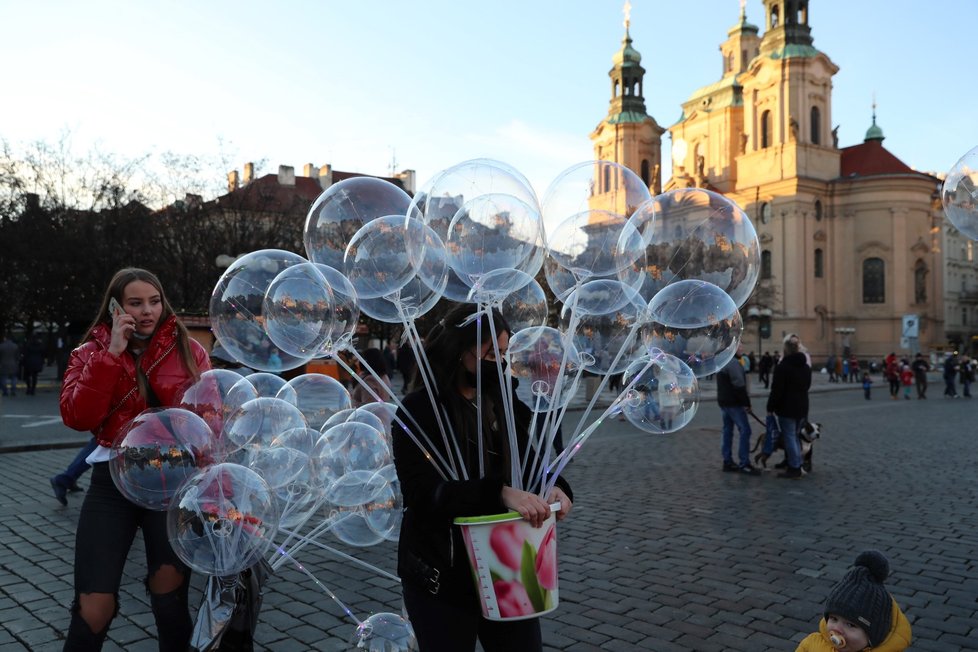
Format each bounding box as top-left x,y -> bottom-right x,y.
85,268 -> 200,396
360,347 -> 389,377
420,304 -> 511,396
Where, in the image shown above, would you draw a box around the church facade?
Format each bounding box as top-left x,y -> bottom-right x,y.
593,0 -> 947,361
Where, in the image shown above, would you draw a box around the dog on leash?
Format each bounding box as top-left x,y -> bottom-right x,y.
752,420 -> 821,473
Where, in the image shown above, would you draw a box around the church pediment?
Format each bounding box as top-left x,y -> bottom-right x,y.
911,237 -> 930,255
856,240 -> 891,254
759,232 -> 774,244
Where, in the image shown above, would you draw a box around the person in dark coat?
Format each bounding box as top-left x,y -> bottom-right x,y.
716,346 -> 760,475
758,351 -> 773,389
23,334 -> 46,395
393,305 -> 572,652
766,333 -> 812,479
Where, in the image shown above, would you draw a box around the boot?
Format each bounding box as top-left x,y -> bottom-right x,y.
64,608 -> 109,651
150,583 -> 192,652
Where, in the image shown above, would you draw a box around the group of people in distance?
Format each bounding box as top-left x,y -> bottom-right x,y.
53,267 -> 910,652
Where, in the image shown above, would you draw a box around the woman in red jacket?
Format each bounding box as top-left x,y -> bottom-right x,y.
59,268 -> 209,651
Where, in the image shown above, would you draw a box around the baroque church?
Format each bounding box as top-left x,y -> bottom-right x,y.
592,0 -> 945,360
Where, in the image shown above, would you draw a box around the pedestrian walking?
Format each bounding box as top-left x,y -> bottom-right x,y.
848,355 -> 860,382
884,353 -> 900,400
795,550 -> 912,652
900,365 -> 913,400
862,372 -> 872,400
717,346 -> 760,475
59,268 -> 210,650
392,305 -> 572,652
958,355 -> 973,398
766,333 -> 812,479
943,352 -> 959,398
910,353 -> 929,399
758,351 -> 773,389
0,332 -> 20,396
22,334 -> 46,395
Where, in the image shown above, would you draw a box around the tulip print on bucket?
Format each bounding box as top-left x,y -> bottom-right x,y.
455,510 -> 558,621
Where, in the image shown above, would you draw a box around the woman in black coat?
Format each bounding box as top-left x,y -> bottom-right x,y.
766,333 -> 812,479
392,305 -> 572,652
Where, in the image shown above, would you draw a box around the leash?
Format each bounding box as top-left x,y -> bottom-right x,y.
746,409 -> 768,428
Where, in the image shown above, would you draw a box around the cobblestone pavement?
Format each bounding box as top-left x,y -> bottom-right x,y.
0,374 -> 975,650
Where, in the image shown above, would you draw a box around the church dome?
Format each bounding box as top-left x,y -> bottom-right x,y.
613,30 -> 642,67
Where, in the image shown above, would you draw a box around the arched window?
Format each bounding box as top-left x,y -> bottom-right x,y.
810,106 -> 821,145
814,199 -> 823,221
862,258 -> 885,304
914,260 -> 928,304
761,250 -> 772,279
641,159 -> 650,186
814,249 -> 824,278
603,165 -> 611,193
761,110 -> 771,148
770,5 -> 780,28
760,202 -> 772,224
799,2 -> 808,25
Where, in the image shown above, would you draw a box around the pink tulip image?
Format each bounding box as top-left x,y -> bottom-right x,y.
534,523 -> 557,590
489,522 -> 525,571
494,580 -> 535,618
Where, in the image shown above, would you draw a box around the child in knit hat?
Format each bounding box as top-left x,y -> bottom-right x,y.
796,550 -> 912,651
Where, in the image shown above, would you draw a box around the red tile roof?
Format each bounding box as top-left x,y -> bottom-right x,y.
215,171 -> 407,212
839,140 -> 917,178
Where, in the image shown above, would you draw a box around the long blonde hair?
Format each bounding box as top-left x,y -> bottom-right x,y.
85,268 -> 200,396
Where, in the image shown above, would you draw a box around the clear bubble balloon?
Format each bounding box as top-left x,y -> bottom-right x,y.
467,268 -> 534,305
318,422 -> 391,478
352,612 -> 417,652
304,176 -> 413,270
110,408 -> 221,511
280,373 -> 351,431
167,463 -> 278,576
559,283 -> 646,376
263,262 -> 335,357
321,408 -> 386,438
631,189 -> 760,308
242,372 -> 293,401
942,146 -> 978,241
499,277 -> 548,333
179,369 -> 258,438
324,469 -> 388,507
541,160 -> 651,236
641,280 -> 743,377
272,458 -> 325,530
365,464 -> 402,541
344,216 -> 433,300
446,194 -> 541,283
221,397 -> 307,458
619,351 -> 699,434
546,210 -> 645,282
561,279 -> 640,318
353,403 -> 398,440
358,273 -> 447,323
507,326 -> 580,413
210,249 -> 314,372
312,264 -> 360,356
409,159 -> 539,243
329,508 -> 387,547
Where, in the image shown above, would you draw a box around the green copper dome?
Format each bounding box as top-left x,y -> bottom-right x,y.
613,29 -> 642,67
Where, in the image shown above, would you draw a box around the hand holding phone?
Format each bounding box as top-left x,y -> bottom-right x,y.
109,297 -> 124,318
107,297 -> 134,353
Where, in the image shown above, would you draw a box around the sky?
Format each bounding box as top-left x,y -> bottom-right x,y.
2,0 -> 977,201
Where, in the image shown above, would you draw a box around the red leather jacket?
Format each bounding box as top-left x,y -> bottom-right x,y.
60,315 -> 210,447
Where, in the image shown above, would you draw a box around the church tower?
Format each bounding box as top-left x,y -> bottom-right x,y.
590,6 -> 664,202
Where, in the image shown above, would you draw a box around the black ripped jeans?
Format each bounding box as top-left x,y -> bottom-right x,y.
65,462 -> 191,651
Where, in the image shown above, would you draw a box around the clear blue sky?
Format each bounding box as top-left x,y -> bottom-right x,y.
2,0 -> 975,199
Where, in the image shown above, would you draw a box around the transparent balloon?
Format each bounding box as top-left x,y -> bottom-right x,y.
507,326 -> 580,413
352,612 -> 417,652
318,422 -> 391,480
499,277 -> 548,334
541,160 -> 651,237
408,159 -> 539,243
641,280 -> 743,377
263,263 -> 335,357
545,254 -> 646,304
619,351 -> 699,434
942,145 -> 978,241
321,408 -> 386,438
559,283 -> 646,376
221,397 -> 307,459
358,273 -> 446,323
631,189 -> 760,308
312,264 -> 360,356
561,279 -> 641,318
547,210 -> 645,282
366,464 -> 402,541
324,469 -> 388,507
304,176 -> 413,270
353,403 -> 398,440
110,408 -> 221,511
271,457 -> 325,530
167,463 -> 278,576
467,268 -> 534,306
280,374 -> 351,431
179,369 -> 258,438
446,193 -> 541,284
344,216 -> 435,301
242,372 -> 293,401
209,249 -> 314,372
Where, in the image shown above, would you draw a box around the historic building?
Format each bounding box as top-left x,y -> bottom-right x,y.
593,0 -> 946,360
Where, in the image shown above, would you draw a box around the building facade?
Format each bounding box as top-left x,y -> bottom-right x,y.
594,0 -> 947,361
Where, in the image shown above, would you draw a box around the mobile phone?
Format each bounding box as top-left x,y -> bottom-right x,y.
108,297 -> 124,317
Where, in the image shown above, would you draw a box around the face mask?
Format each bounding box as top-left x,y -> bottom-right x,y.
461,359 -> 507,388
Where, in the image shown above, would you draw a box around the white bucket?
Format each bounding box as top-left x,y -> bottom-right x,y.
454,511 -> 558,621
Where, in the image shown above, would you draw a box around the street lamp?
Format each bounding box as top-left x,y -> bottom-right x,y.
747,306 -> 773,355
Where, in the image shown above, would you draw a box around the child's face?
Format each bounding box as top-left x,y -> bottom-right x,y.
825,614 -> 869,651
